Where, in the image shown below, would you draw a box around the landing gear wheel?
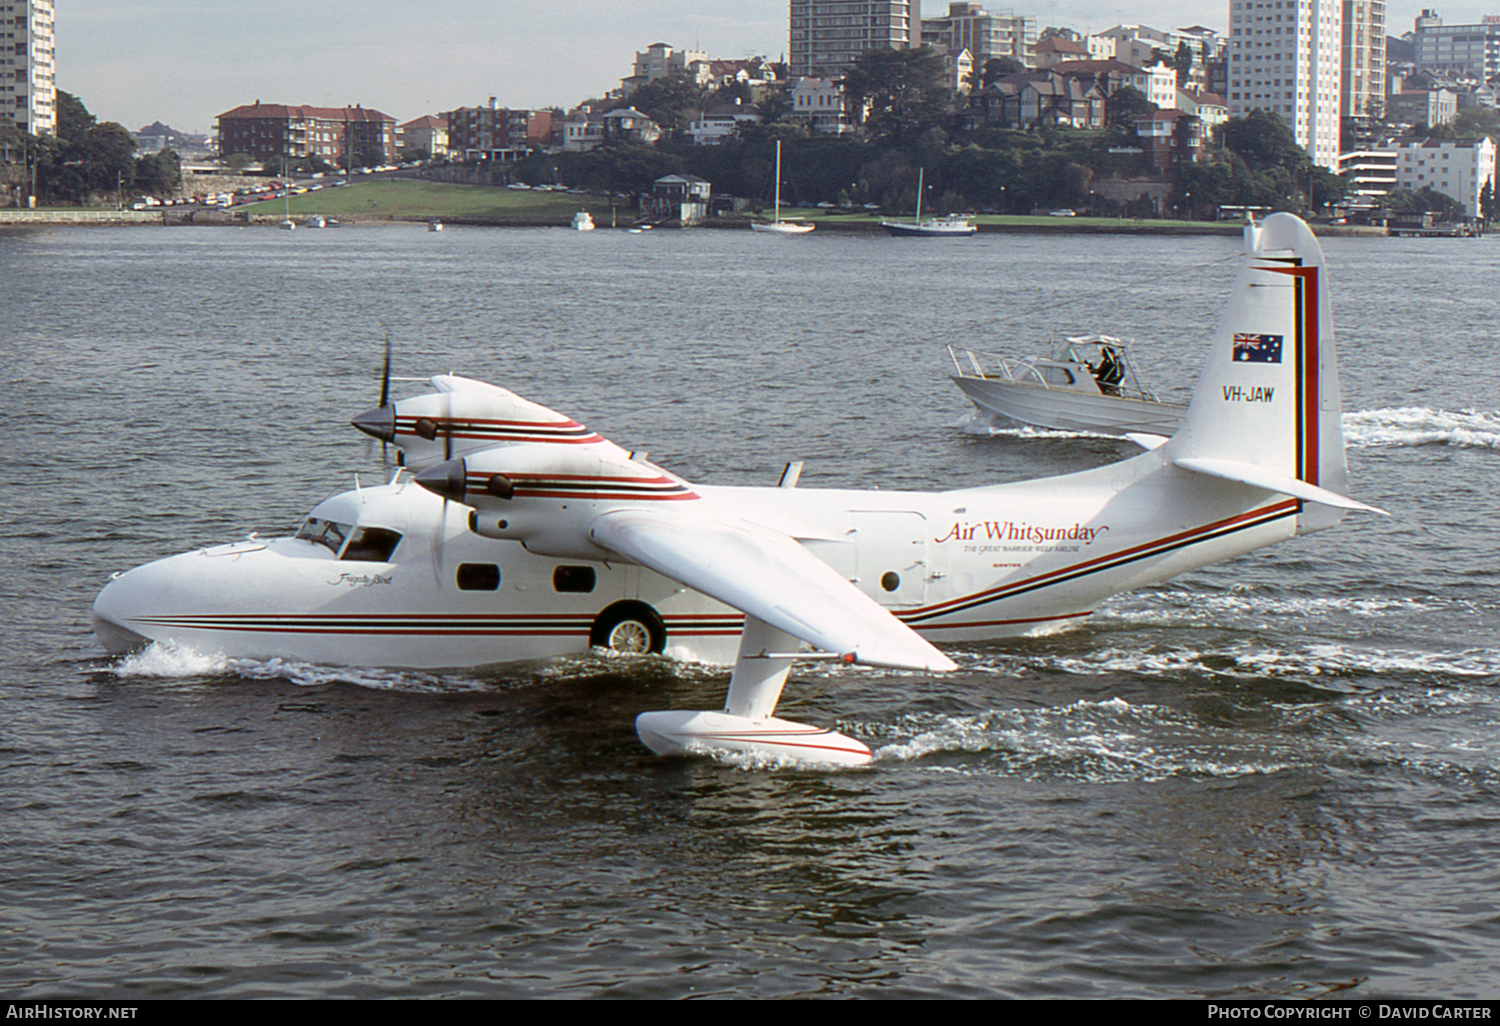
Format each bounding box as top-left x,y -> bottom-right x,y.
590,602 -> 667,655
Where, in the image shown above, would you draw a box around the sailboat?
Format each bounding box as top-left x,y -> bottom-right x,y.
882,168 -> 975,237
751,140 -> 814,235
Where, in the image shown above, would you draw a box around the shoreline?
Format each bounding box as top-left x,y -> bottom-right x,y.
0,207 -> 1397,237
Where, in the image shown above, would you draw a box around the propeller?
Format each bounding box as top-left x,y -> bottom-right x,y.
358,338 -> 397,465
378,338 -> 393,465
378,337 -> 392,410
430,385 -> 454,586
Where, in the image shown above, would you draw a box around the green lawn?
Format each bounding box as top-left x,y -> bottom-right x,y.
239,179 -> 1235,233
243,180 -> 614,219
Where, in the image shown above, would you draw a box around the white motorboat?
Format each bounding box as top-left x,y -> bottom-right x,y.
428,219 -> 443,232
751,140 -> 814,235
883,168 -> 975,237
572,210 -> 595,231
949,336 -> 1185,436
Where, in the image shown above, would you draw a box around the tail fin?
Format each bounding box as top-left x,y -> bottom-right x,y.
1167,214 -> 1383,529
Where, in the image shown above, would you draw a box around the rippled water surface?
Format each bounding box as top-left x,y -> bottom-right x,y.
3,223 -> 1499,998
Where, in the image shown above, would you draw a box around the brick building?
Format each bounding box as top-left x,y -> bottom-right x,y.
215,103 -> 397,168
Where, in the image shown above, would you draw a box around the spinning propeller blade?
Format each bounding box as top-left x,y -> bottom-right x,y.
378,338 -> 392,410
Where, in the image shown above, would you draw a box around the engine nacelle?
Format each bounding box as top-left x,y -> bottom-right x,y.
351,375 -> 609,471
414,443 -> 698,561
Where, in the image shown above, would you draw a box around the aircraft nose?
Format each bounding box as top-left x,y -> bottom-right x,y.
413,458 -> 468,503
351,405 -> 395,442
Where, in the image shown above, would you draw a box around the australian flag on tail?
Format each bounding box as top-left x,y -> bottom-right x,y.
1232,333 -> 1284,363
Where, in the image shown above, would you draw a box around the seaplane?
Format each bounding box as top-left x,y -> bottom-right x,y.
93,214 -> 1383,767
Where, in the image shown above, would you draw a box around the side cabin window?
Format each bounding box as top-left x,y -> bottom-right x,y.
553,566 -> 596,593
341,526 -> 402,563
456,563 -> 501,591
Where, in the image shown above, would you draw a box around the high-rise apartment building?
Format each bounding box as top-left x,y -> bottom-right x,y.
2,0 -> 55,136
1341,0 -> 1385,119
789,1 -> 920,79
1227,0 -> 1343,170
922,4 -> 1035,68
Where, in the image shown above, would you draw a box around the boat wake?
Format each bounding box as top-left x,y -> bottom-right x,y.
867,699 -> 1301,781
863,680 -> 1500,786
1103,586 -> 1453,629
105,640 -> 717,694
1343,407 -> 1500,449
955,412 -> 1115,440
110,641 -> 499,693
958,407 -> 1500,450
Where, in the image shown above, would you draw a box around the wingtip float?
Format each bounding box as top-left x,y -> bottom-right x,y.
93,214 -> 1380,768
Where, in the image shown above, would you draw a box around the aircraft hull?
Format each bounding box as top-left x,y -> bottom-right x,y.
93,460 -> 1301,672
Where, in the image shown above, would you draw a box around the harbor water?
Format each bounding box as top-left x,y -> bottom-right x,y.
2,221 -> 1499,998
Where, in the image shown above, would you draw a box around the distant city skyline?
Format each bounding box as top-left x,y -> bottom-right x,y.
57,1 -> 1500,135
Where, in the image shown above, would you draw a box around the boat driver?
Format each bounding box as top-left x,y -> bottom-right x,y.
1093,346 -> 1124,396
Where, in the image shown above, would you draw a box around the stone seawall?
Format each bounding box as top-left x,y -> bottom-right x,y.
0,209 -> 164,225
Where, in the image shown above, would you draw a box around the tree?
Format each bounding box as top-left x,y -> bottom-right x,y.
1451,105 -> 1500,142
134,148 -> 181,196
1172,41 -> 1195,88
974,56 -> 1025,91
77,122 -> 138,201
0,115 -> 22,165
1171,159 -> 1236,218
1218,109 -> 1307,174
843,46 -> 954,143
55,91 -> 95,146
1106,86 -> 1156,129
1384,186 -> 1467,220
624,71 -> 705,139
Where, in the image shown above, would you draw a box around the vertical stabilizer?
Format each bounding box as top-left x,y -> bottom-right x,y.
1167,214 -> 1353,532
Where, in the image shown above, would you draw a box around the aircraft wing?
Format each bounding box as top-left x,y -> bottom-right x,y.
588,508 -> 957,673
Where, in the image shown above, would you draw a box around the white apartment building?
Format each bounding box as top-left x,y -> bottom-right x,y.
1227,0 -> 1344,170
1092,24 -> 1220,92
1336,148 -> 1397,201
790,77 -> 855,134
1,0 -> 54,136
790,0 -> 919,79
619,43 -> 710,95
922,4 -> 1035,68
1393,137 -> 1496,216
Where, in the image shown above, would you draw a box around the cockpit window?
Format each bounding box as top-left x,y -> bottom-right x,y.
296,517 -> 350,555
341,526 -> 402,563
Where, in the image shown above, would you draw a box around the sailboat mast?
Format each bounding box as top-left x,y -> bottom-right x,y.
773,140 -> 782,224
915,167 -> 923,224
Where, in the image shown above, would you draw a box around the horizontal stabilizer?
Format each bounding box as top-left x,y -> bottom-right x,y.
1173,457 -> 1387,515
589,508 -> 957,673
